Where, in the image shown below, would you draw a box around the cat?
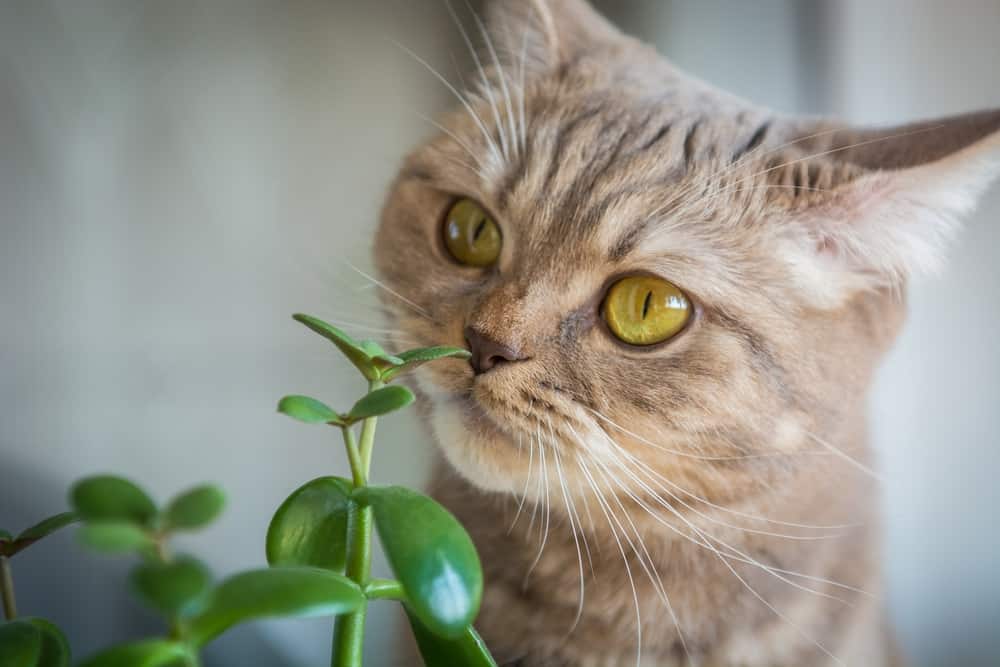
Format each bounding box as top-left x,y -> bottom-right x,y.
373,1 -> 1000,665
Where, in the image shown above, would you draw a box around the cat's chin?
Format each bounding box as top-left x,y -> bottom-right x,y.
424,393 -> 529,496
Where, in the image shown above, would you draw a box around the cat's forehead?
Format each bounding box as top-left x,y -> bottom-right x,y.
477,75 -> 775,262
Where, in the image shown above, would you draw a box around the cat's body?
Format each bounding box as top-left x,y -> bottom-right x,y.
373,1 -> 1000,665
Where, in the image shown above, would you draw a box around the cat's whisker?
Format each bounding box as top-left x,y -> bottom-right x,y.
584,451 -> 693,666
344,261 -> 437,323
587,406 -> 799,462
547,417 -> 595,589
444,1 -> 510,160
388,37 -> 502,166
549,431 -> 587,633
590,432 -> 863,605
575,453 -> 643,667
509,431 -> 535,535
599,430 -> 858,538
464,0 -> 520,160
574,474 -> 601,566
524,425 -> 553,584
579,439 -> 849,665
415,111 -> 489,175
802,427 -> 883,482
517,27 -> 529,154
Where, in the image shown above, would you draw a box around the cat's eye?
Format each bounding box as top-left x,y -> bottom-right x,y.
442,198 -> 502,267
602,275 -> 691,346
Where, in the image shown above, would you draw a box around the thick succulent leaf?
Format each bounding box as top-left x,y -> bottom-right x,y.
77,521 -> 151,553
0,529 -> 10,542
163,485 -> 226,531
0,620 -> 41,667
78,639 -> 192,667
277,395 -> 344,426
24,617 -> 71,667
360,486 -> 482,638
266,477 -> 353,572
130,556 -> 212,619
406,611 -> 497,667
359,340 -> 386,357
383,346 -> 471,381
187,567 -> 363,646
345,386 -> 414,422
70,476 -> 157,526
292,314 -> 378,381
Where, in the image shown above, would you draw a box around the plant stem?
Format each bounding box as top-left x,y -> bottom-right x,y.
0,555 -> 16,620
358,380 -> 383,477
332,404 -> 380,667
364,578 -> 403,601
340,427 -> 366,488
331,503 -> 373,666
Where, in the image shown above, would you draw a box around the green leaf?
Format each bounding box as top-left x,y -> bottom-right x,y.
266,477 -> 353,572
359,340 -> 386,357
15,512 -> 79,544
78,521 -> 151,553
383,346 -> 471,381
360,486 -> 482,638
406,611 -> 497,667
130,556 -> 212,619
346,386 -> 415,423
70,476 -> 157,526
23,617 -> 71,667
2,512 -> 79,558
0,620 -> 41,667
163,485 -> 225,531
277,395 -> 344,426
78,639 -> 191,667
187,567 -> 363,646
293,314 -> 379,381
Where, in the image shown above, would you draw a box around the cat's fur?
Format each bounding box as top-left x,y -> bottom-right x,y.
373,1 -> 1000,665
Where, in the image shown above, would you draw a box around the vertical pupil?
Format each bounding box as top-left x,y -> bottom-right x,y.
472,216 -> 487,243
641,290 -> 652,319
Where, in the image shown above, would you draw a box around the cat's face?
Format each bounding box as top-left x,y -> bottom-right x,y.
374,0 -> 1000,504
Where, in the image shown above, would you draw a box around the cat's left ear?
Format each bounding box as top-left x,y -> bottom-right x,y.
777,109 -> 1000,307
484,0 -> 626,77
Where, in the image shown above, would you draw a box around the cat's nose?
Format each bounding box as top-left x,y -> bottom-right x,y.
464,326 -> 528,375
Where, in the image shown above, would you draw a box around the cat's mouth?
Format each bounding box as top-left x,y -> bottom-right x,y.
449,374 -> 589,447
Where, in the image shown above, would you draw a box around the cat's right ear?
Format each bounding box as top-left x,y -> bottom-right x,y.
774,109 -> 1000,308
485,0 -> 625,76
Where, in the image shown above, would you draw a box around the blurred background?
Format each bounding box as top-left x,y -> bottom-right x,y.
1,1 -> 997,665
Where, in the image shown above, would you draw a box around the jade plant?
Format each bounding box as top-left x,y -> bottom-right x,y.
0,512 -> 78,666
270,313 -> 495,667
0,313 -> 497,667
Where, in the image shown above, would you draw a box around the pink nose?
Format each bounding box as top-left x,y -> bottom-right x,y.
464,326 -> 528,375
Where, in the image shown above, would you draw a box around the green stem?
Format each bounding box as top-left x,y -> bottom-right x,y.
332,388 -> 381,667
364,578 -> 403,601
358,380 -> 383,477
0,555 -> 16,620
340,427 -> 366,488
331,505 -> 372,666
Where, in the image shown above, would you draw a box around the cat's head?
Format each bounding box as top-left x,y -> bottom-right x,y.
374,0 -> 1000,501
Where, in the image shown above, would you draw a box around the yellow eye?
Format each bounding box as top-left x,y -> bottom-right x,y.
442,198 -> 502,267
603,275 -> 691,346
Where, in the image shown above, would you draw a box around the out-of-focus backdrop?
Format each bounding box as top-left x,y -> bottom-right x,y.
1,2 -> 998,665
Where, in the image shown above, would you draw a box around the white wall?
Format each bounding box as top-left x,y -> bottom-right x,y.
828,2 -> 1000,664
2,2 -> 998,666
